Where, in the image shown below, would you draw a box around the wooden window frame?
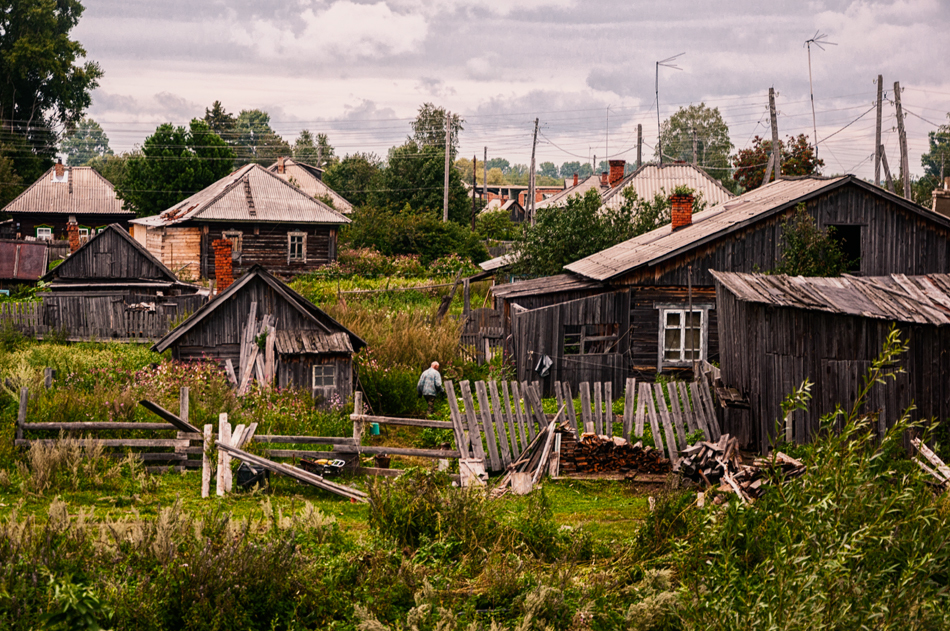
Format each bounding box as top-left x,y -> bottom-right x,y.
312,364 -> 336,398
287,231 -> 307,264
36,227 -> 52,241
223,230 -> 243,253
655,304 -> 713,371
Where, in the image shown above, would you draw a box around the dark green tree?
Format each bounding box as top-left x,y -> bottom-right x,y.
60,117 -> 111,166
371,141 -> 470,224
232,109 -> 290,166
116,120 -> 234,217
323,152 -> 381,208
560,161 -> 581,177
772,204 -> 850,276
86,151 -> 136,192
410,103 -> 463,157
292,130 -> 336,168
485,157 -> 510,174
0,144 -> 24,207
0,0 -> 102,184
915,113 -> 950,203
733,134 -> 823,192
202,100 -> 235,137
538,161 -> 558,179
657,103 -> 734,187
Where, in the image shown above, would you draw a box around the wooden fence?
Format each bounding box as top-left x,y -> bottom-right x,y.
459,307 -> 504,365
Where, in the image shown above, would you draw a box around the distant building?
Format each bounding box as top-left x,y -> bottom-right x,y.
267,157 -> 354,214
600,162 -> 734,212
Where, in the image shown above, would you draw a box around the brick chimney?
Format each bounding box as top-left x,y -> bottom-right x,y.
670,193 -> 695,231
277,156 -> 285,174
66,221 -> 80,253
55,160 -> 65,178
608,160 -> 625,187
600,172 -> 608,186
213,239 -> 234,291
573,173 -> 578,187
933,177 -> 950,219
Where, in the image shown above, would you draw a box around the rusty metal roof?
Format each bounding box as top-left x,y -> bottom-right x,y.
274,330 -> 354,354
266,159 -> 354,214
567,176 -> 851,281
133,164 -> 351,227
600,163 -> 734,212
0,240 -> 48,280
712,270 -> 950,326
3,166 -> 131,216
491,273 -> 604,299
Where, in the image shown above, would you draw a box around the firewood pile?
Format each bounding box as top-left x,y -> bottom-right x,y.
559,431 -> 672,475
676,434 -> 806,503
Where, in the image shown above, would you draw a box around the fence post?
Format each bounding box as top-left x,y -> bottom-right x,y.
216,413 -> 230,496
201,424 -> 212,498
16,387 -> 27,441
352,391 -> 364,448
43,367 -> 53,389
177,386 -> 189,472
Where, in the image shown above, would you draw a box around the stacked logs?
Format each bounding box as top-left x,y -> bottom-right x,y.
676,434 -> 806,503
559,431 -> 672,475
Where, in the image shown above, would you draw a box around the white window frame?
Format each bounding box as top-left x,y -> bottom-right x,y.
223,230 -> 243,253
312,364 -> 336,397
656,304 -> 712,370
287,231 -> 307,263
78,227 -> 90,244
36,227 -> 52,241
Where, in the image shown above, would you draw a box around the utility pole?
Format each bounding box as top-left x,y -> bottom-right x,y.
637,124 -> 642,168
769,87 -> 781,180
606,106 -> 610,162
894,82 -> 911,199
880,145 -> 895,193
874,75 -> 883,187
472,155 -> 477,230
528,117 -> 539,225
483,146 -> 487,200
691,128 -> 698,166
443,111 -> 451,222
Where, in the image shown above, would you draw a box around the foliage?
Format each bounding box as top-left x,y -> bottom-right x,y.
40,572 -> 113,630
920,112 -> 950,182
0,0 -> 102,183
657,103 -> 734,188
771,204 -> 851,276
343,203 -> 488,265
231,109 -> 290,166
85,151 -> 136,192
537,161 -> 559,179
202,100 -> 236,136
292,129 -> 336,169
410,103 -> 464,157
476,209 -> 519,241
0,144 -> 24,207
322,152 -> 382,208
335,248 -> 426,278
733,133 -> 824,192
60,118 -> 112,166
559,161 -> 593,179
117,120 -> 235,217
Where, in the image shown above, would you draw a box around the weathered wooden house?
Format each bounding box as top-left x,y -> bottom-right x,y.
504,175 -> 950,394
1,163 -> 134,241
712,270 -> 950,452
267,157 -> 354,214
153,265 -> 365,400
130,163 -> 350,281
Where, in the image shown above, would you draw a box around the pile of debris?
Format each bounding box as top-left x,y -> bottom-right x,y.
559,432 -> 672,475
676,434 -> 806,503
912,438 -> 950,490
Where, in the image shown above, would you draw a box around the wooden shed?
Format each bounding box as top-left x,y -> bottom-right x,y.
712,270 -> 950,452
153,265 -> 365,400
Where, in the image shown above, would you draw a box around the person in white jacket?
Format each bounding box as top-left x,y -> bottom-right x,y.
417,361 -> 443,414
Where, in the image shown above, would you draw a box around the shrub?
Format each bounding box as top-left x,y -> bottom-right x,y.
476,209 -> 519,241
771,203 -> 851,276
17,435 -> 122,494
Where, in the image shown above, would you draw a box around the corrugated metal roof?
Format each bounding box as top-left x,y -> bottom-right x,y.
3,166 -> 131,216
134,164 -> 351,227
712,270 -> 950,326
479,253 -> 517,271
535,175 -> 605,210
491,273 -> 604,299
0,240 -> 48,280
566,176 -> 846,281
600,163 -> 734,212
274,330 -> 354,354
266,159 -> 354,214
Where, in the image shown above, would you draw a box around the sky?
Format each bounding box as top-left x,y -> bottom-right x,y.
76,0 -> 950,181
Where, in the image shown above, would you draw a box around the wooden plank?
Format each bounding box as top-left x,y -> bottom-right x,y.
510,381 -> 529,446
579,382 -> 593,434
561,381 -> 578,434
653,383 -> 679,463
698,380 -> 721,440
224,359 -> 238,387
339,445 -> 461,458
554,381 -> 564,415
593,382 -> 604,435
216,414 -> 229,496
500,380 -> 521,455
604,381 -> 613,437
348,415 -> 454,430
264,324 -> 276,385
525,382 -> 548,430
252,435 -> 356,445
22,422 -> 178,431
635,382 -> 648,437
488,381 -> 511,467
138,400 -> 201,434
444,380 -> 470,459
475,381 -> 502,471
689,382 -> 711,440
622,378 -> 636,440
520,380 -> 537,440
667,382 -> 688,450
201,424 -> 212,498
459,381 -> 487,462
15,439 -> 188,448
643,384 -> 666,458
16,387 -> 27,441
679,382 -> 698,433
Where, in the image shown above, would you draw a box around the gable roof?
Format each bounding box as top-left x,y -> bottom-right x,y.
535,175 -> 605,210
41,223 -> 185,285
266,158 -> 354,214
600,163 -> 734,212
491,273 -> 605,300
152,264 -> 365,353
2,166 -> 132,217
131,164 -> 351,227
567,175 -> 950,282
712,270 -> 950,326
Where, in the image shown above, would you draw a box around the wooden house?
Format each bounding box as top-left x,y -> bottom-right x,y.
267,157 -> 354,214
153,265 -> 365,400
130,163 -> 350,282
505,175 -> 950,394
712,270 -> 950,452
1,163 -> 134,241
600,162 -> 734,212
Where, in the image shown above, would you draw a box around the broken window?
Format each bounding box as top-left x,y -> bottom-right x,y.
563,323 -> 619,355
659,308 -> 705,366
288,231 -> 306,262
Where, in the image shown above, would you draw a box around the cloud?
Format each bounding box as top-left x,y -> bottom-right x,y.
416,77 -> 457,97
342,99 -> 398,121
89,91 -> 203,121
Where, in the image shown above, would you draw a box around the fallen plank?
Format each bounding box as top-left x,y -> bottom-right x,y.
138,400 -> 201,434
22,422 -> 177,431
16,438 -> 188,448
252,435 -> 356,445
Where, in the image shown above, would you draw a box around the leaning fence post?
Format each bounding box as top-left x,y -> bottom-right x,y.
216,413 -> 230,496
201,424 -> 212,498
177,386 -> 190,472
16,387 -> 27,441
352,391 -> 364,448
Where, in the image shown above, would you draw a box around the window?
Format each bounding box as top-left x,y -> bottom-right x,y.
657,306 -> 710,369
78,227 -> 90,244
36,227 -> 52,241
223,230 -> 243,253
563,323 -> 619,355
829,224 -> 861,273
312,364 -> 336,396
288,231 -> 306,263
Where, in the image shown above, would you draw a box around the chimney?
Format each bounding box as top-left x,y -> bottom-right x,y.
212,239 -> 234,291
54,160 -> 64,178
277,156 -> 285,174
933,179 -> 950,219
66,221 -> 80,253
573,173 -> 578,187
670,193 -> 695,231
608,160 -> 625,187
600,172 -> 608,186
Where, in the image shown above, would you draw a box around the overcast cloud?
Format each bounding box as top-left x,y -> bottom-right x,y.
76,0 -> 950,178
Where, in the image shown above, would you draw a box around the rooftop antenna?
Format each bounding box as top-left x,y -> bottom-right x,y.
656,53 -> 685,165
804,32 -> 836,159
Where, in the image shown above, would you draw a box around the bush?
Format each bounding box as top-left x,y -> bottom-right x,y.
476,209 -> 519,241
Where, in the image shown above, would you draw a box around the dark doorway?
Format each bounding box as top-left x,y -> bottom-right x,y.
830,225 -> 861,273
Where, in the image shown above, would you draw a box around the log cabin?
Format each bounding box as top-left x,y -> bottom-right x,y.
267,157 -> 354,214
130,163 -> 350,281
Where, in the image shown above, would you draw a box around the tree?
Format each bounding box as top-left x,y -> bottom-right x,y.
454,157 -> 474,184
117,120 -> 235,217
485,157 -> 510,174
232,109 -> 290,166
733,134 -> 824,192
0,0 -> 102,184
538,161 -> 559,179
771,204 -> 850,276
323,152 -> 382,208
410,103 -> 463,157
916,113 -> 950,203
560,161 -> 581,177
657,103 -> 734,187
371,141 -> 470,224
60,117 -> 112,166
86,151 -> 136,191
203,101 -> 236,137
486,167 -> 505,185
0,145 -> 24,208
294,130 -> 337,169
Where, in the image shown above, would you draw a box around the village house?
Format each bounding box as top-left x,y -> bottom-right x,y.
502,175 -> 950,395
599,161 -> 735,212
267,157 -> 354,214
130,163 -> 350,282
152,265 -> 365,401
1,162 -> 135,242
712,270 -> 950,452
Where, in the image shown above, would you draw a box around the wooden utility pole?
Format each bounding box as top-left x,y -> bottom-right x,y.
637,124 -> 642,168
881,145 -> 896,193
691,128 -> 698,165
894,82 -> 911,199
874,75 -> 883,186
443,111 -> 451,222
769,87 -> 781,180
483,146 -> 488,200
528,117 -> 539,225
471,155 -> 477,230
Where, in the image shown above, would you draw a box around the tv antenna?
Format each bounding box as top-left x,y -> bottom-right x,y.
656,53 -> 684,165
804,32 -> 837,158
